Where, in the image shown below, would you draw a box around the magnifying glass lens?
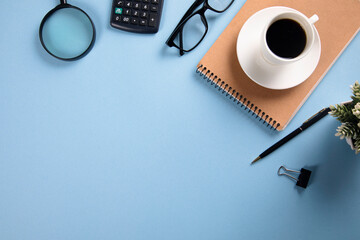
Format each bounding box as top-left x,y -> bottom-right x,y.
41,7 -> 94,59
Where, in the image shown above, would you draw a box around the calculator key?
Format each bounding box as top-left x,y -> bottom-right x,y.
140,19 -> 147,26
133,3 -> 140,9
140,11 -> 148,18
114,15 -> 121,22
122,16 -> 130,23
132,10 -> 139,17
150,5 -> 158,12
149,13 -> 157,27
143,0 -> 150,3
115,7 -> 123,14
131,18 -> 139,25
116,1 -> 124,7
124,9 -> 131,15
125,1 -> 132,7
151,0 -> 159,4
142,4 -> 149,11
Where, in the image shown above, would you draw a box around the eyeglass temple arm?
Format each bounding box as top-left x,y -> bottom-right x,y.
179,30 -> 184,56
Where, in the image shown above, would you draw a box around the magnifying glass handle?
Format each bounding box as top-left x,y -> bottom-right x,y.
60,0 -> 67,4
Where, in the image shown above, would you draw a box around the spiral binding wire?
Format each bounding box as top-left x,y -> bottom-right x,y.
196,64 -> 280,130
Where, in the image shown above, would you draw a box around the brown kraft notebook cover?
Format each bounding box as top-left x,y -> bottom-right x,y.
197,0 -> 360,131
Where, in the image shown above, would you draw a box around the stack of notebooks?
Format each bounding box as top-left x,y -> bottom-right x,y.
197,0 -> 360,131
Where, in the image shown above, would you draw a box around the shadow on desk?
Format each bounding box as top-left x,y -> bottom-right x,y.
310,121 -> 359,201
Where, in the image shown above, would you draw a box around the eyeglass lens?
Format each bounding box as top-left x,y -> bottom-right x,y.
207,0 -> 233,12
173,14 -> 207,51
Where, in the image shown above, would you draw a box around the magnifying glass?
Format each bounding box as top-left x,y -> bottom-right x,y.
39,0 -> 96,61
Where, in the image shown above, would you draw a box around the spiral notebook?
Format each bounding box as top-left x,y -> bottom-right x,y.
197,0 -> 360,131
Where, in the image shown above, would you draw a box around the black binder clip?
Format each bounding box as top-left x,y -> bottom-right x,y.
278,166 -> 312,189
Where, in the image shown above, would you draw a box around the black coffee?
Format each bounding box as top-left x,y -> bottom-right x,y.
266,19 -> 306,59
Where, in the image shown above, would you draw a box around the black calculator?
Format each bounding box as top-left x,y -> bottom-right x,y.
110,0 -> 164,33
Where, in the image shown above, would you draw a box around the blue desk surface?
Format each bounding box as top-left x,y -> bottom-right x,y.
1,1 -> 359,239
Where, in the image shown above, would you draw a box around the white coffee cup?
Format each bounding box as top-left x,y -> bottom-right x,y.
260,10 -> 319,65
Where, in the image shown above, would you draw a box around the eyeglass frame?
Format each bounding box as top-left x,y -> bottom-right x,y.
166,0 -> 235,56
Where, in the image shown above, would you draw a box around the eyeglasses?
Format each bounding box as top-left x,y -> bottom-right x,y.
166,0 -> 235,56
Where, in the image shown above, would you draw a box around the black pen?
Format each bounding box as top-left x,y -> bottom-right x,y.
251,106 -> 331,164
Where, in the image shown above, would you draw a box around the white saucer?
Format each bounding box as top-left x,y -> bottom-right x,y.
236,7 -> 321,90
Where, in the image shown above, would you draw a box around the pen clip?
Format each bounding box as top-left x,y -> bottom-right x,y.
304,101 -> 352,124
303,108 -> 328,124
